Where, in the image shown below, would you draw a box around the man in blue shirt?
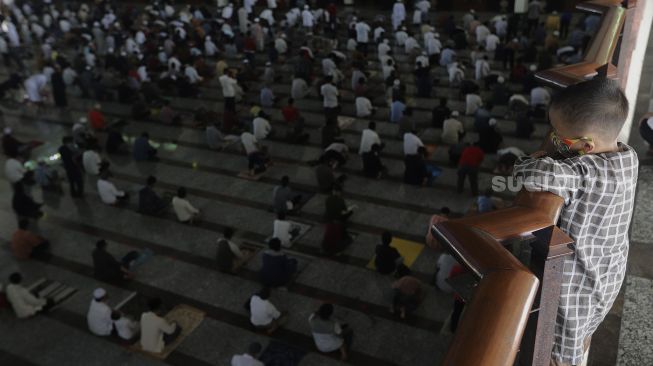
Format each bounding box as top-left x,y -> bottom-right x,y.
133,132 -> 158,161
390,98 -> 406,124
474,103 -> 493,132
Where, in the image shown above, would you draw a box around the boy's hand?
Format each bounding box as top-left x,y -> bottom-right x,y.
530,151 -> 548,159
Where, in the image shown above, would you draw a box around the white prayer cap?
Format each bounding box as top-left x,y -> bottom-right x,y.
489,118 -> 497,126
401,26 -> 407,31
108,47 -> 114,53
304,5 -> 309,9
497,76 -> 505,83
512,38 -> 518,43
451,110 -> 459,117
393,79 -> 400,86
553,30 -> 560,37
206,35 -> 211,40
470,9 -> 475,14
93,288 -> 106,299
79,117 -> 88,123
530,64 -> 537,71
94,103 -> 101,109
265,61 -> 271,66
281,33 -> 287,38
434,32 -> 440,38
383,38 -> 389,44
243,59 -> 249,63
254,17 -> 260,22
93,21 -> 100,27
3,127 -> 12,134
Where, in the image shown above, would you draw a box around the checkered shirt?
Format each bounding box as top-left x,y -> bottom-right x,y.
513,143 -> 638,364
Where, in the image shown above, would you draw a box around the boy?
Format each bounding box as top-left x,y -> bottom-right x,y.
513,78 -> 638,366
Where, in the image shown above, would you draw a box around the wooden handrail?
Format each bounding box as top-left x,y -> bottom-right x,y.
536,3 -> 626,88
431,190 -> 573,366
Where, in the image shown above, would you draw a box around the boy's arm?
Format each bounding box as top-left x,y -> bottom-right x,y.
513,154 -> 584,204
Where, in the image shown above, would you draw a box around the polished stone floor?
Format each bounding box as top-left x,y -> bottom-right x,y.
1,8 -> 652,366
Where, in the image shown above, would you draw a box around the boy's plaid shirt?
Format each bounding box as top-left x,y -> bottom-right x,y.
513,143 -> 638,364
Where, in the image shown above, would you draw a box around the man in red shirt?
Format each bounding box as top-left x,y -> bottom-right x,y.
457,143 -> 485,196
282,98 -> 309,144
281,98 -> 300,124
11,219 -> 51,260
88,103 -> 106,130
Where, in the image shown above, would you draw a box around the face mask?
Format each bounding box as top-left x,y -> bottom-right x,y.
550,131 -> 592,159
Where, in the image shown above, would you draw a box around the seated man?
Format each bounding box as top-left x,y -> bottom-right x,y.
159,100 -> 181,125
140,298 -> 182,353
105,125 -> 129,154
241,132 -> 271,176
315,159 -> 346,193
273,212 -> 301,248
392,266 -> 423,319
133,132 -> 158,162
12,182 -> 43,219
324,185 -> 356,224
321,221 -> 352,256
11,219 -> 51,260
272,176 -> 302,214
259,238 -> 298,287
375,231 -> 403,275
172,187 -> 200,224
362,143 -> 386,179
112,311 -> 140,343
216,227 -> 252,273
248,287 -> 286,335
34,159 -> 61,190
6,272 -> 48,319
321,139 -> 349,168
97,170 -> 129,205
138,176 -> 170,215
87,288 -> 113,336
92,240 -> 136,284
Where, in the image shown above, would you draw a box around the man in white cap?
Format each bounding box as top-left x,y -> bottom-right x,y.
238,4 -> 249,33
87,288 -> 113,336
302,5 -> 314,33
392,0 -> 406,30
442,111 -> 465,144
205,36 -> 218,57
425,32 -> 442,63
355,18 -> 371,55
251,18 -> 264,51
530,85 -> 551,108
378,38 -> 391,61
485,32 -> 500,54
222,3 -> 234,19
465,91 -> 483,116
260,7 -> 275,26
404,33 -> 419,55
274,33 -> 288,55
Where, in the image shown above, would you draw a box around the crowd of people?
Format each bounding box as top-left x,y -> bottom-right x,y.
0,0 -> 635,365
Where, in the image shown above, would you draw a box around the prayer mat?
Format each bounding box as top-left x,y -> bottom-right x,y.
238,170 -> 265,181
366,237 -> 425,271
259,341 -> 307,366
337,116 -> 356,130
130,304 -> 205,359
27,278 -> 78,311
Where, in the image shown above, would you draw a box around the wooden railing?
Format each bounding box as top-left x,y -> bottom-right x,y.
536,1 -> 626,88
431,191 -> 574,366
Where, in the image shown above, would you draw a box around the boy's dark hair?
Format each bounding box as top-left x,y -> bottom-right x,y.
9,272 -> 22,284
268,238 -> 282,251
147,176 -> 157,186
18,218 -> 29,230
96,239 -> 108,250
257,287 -> 271,299
550,77 -> 628,139
441,207 -> 451,215
177,187 -> 187,198
111,311 -> 121,320
281,176 -> 289,186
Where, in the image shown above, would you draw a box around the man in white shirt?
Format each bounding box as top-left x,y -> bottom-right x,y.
253,113 -> 272,140
378,39 -> 391,60
4,157 -> 26,184
320,76 -> 339,121
241,132 -> 259,156
530,86 -> 551,107
403,131 -> 424,155
87,288 -> 113,336
273,212 -> 300,248
404,34 -> 419,55
355,19 -> 371,55
392,0 -> 406,30
140,298 -> 181,353
302,5 -> 314,32
485,33 -> 500,53
291,77 -> 309,100
82,146 -> 102,175
442,111 -> 465,144
475,56 -> 490,81
172,187 -> 200,223
466,93 -> 483,115
359,122 -> 382,154
112,311 -> 140,341
184,64 -> 203,84
395,27 -> 408,46
97,171 -> 127,205
322,55 -> 337,77
476,23 -> 490,44
6,272 -> 47,319
231,342 -> 264,366
249,287 -> 285,334
274,34 -> 287,55
219,70 -> 241,112
355,96 -> 374,117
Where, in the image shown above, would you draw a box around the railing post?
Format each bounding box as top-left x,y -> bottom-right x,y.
518,227 -> 574,366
